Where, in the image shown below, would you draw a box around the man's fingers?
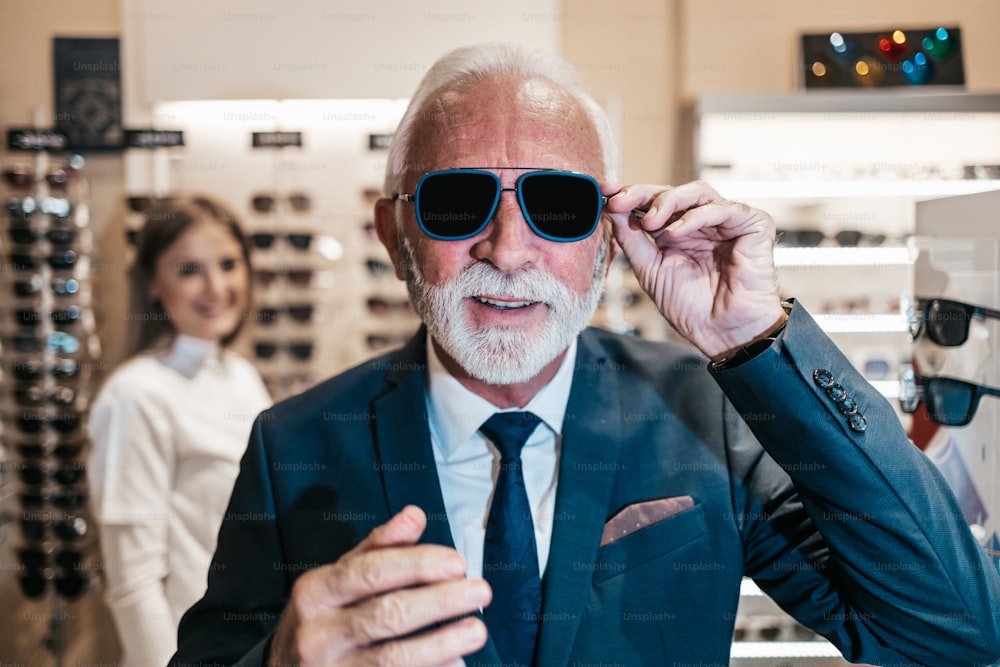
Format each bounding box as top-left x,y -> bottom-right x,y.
345,616 -> 488,667
359,505 -> 427,551
337,577 -> 491,648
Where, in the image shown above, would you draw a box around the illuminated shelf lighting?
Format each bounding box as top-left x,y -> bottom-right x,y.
775,246 -> 912,267
813,313 -> 908,333
730,640 -> 843,659
711,178 -> 1000,199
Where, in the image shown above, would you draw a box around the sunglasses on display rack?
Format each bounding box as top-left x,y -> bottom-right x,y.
20,515 -> 88,544
2,166 -> 74,192
366,297 -> 413,315
15,306 -> 82,330
16,460 -> 86,486
9,358 -> 81,382
907,297 -> 1000,347
9,249 -> 79,272
253,268 -> 314,287
6,331 -> 82,355
898,368 -> 1000,426
20,488 -> 87,510
125,195 -> 174,214
16,440 -> 84,461
255,304 -> 315,325
250,192 -> 312,214
392,168 -> 607,242
250,232 -> 314,251
16,546 -> 89,600
14,411 -> 82,436
5,226 -> 77,246
253,340 -> 314,360
776,229 -> 888,247
11,383 -> 78,407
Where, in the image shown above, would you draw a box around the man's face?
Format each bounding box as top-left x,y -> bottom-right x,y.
378,75 -> 610,386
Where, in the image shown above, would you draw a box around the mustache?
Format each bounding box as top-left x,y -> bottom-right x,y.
450,262 -> 571,305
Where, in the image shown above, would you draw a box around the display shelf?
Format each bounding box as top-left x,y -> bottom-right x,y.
811,313 -> 908,334
710,178 -> 1000,200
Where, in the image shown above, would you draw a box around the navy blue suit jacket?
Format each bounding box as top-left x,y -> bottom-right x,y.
172,304 -> 1000,666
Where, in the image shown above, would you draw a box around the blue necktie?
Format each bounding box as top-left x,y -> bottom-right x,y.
480,411 -> 543,667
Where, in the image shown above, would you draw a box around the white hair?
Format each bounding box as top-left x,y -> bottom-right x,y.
383,42 -> 618,197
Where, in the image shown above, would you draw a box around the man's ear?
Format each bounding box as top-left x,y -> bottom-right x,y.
374,198 -> 407,281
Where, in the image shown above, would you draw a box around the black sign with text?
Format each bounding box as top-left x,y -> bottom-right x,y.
252,131 -> 303,148
124,129 -> 185,148
6,128 -> 70,152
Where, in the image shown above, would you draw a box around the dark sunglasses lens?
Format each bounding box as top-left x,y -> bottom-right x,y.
288,305 -> 314,322
254,342 -> 278,359
20,519 -> 46,542
521,173 -> 601,241
54,517 -> 88,542
925,378 -> 975,426
927,300 -> 972,347
417,172 -> 498,239
19,463 -> 45,483
252,196 -> 275,213
257,308 -> 278,325
254,270 -> 278,287
288,193 -> 311,211
286,233 -> 312,250
51,306 -> 82,327
12,334 -> 43,353
8,226 -> 39,244
13,360 -> 43,381
48,249 -> 78,270
19,573 -> 48,599
56,570 -> 89,599
287,269 -> 313,286
11,253 -> 40,271
18,443 -> 46,459
13,277 -> 42,297
46,228 -> 76,245
15,385 -> 45,406
4,167 -> 32,189
54,442 -> 84,459
126,196 -> 152,213
251,233 -> 276,249
54,462 -> 84,484
288,342 -> 314,360
53,490 -> 87,509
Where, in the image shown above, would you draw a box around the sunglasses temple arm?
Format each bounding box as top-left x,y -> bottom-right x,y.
978,305 -> 1000,321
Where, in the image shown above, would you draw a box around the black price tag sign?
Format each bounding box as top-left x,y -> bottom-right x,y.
124,129 -> 184,148
252,131 -> 303,148
369,133 -> 392,151
7,128 -> 70,152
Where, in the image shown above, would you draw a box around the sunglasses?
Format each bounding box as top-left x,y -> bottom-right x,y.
776,229 -> 887,248
15,411 -> 82,436
15,306 -> 82,329
8,358 -> 81,382
20,515 -> 88,543
20,488 -> 87,510
365,258 -> 395,277
253,268 -> 314,287
17,461 -> 86,486
366,297 -> 413,315
125,195 -> 175,214
2,166 -> 73,191
6,332 -> 81,355
899,369 -> 1000,427
393,168 -> 606,242
250,192 -> 312,213
907,297 -> 1000,347
16,440 -> 84,461
253,340 -> 314,360
5,226 -> 77,246
12,275 -> 75,297
250,232 -> 314,251
255,304 -> 314,325
16,547 -> 89,600
10,250 -> 78,271
13,383 -> 78,407
366,332 -> 411,351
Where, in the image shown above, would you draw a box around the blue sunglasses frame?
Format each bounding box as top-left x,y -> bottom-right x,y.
393,168 -> 608,243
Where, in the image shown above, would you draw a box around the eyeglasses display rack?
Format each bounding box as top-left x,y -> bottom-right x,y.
1,147 -> 101,667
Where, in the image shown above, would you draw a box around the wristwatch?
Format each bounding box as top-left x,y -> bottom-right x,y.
708,301 -> 793,372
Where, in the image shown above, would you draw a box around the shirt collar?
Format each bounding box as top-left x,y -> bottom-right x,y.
425,335 -> 577,461
158,334 -> 222,378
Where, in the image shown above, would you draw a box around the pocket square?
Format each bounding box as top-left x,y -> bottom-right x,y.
600,495 -> 695,546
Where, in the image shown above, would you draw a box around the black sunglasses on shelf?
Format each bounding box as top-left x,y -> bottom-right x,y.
366,297 -> 413,315
907,297 -> 1000,347
14,411 -> 82,436
250,192 -> 312,213
392,168 -> 606,242
250,232 -> 314,251
16,548 -> 89,600
14,306 -> 82,329
253,268 -> 314,287
16,441 -> 85,461
20,488 -> 87,510
898,369 -> 1000,427
253,340 -> 315,360
775,229 -> 888,248
8,358 -> 81,382
17,461 -> 86,487
20,515 -> 88,544
255,304 -> 315,325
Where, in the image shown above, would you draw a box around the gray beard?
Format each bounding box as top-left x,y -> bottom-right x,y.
399,234 -> 608,386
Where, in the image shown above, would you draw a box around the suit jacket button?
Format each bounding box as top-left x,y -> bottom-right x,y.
848,413 -> 867,433
837,396 -> 859,415
813,369 -> 834,388
826,383 -> 847,402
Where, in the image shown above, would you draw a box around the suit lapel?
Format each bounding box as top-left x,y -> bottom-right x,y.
535,330 -> 623,666
372,328 -> 502,666
371,328 -> 455,550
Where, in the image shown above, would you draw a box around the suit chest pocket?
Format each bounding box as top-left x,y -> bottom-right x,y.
592,503 -> 708,585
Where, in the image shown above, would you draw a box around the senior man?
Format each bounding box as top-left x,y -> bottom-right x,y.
171,43 -> 1000,667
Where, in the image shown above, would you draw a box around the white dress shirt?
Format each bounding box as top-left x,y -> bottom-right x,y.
88,335 -> 271,667
425,336 -> 577,580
